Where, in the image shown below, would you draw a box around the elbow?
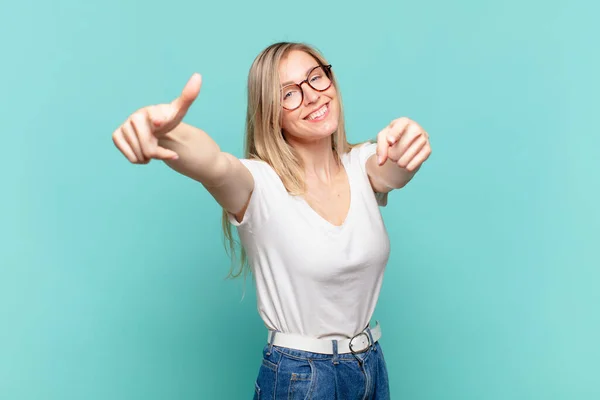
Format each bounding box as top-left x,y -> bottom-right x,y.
199,152 -> 233,187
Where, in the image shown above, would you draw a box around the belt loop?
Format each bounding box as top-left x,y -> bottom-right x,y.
267,330 -> 277,356
366,325 -> 376,351
332,340 -> 339,365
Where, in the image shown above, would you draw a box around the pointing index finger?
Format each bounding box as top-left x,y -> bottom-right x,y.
386,118 -> 410,145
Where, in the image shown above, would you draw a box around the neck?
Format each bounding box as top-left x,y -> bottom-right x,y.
286,135 -> 340,184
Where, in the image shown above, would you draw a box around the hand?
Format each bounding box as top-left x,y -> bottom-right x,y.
112,73 -> 202,164
376,117 -> 431,171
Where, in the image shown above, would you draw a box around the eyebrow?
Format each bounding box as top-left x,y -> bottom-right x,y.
280,65 -> 319,87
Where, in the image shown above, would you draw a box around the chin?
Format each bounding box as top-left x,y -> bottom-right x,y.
304,118 -> 338,139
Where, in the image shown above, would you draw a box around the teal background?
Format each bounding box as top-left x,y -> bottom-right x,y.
1,0 -> 598,398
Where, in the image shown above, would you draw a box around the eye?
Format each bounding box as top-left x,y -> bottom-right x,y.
283,89 -> 300,100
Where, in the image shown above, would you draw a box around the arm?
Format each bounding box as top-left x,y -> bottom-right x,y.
366,156 -> 420,193
111,74 -> 253,221
366,117 -> 431,193
160,123 -> 254,220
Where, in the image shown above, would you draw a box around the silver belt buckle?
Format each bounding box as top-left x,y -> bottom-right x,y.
348,330 -> 371,355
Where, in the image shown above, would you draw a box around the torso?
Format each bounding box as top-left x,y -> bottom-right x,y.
228,143 -> 391,339
302,164 -> 351,227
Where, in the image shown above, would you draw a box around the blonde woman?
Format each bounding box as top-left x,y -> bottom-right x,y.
112,42 -> 431,399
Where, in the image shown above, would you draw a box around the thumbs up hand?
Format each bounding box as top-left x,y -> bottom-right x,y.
112,73 -> 202,164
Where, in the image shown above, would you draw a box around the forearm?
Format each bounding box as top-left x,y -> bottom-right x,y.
158,122 -> 228,186
368,156 -> 420,192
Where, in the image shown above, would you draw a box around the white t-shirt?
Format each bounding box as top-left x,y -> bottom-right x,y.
228,142 -> 391,340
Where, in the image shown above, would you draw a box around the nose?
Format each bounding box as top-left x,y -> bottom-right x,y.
300,82 -> 319,105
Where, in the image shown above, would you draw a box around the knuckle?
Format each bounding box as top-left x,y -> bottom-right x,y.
389,117 -> 410,130
132,112 -> 145,126
130,114 -> 141,126
140,145 -> 152,158
113,133 -> 126,147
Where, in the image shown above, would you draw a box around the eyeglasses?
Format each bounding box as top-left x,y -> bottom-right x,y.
281,65 -> 333,111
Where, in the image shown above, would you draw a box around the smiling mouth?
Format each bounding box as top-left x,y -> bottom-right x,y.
305,103 -> 329,121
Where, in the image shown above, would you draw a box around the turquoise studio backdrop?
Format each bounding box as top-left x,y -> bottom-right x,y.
1,0 -> 598,399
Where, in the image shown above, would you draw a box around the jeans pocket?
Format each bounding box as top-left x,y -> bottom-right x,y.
288,372 -> 313,400
253,381 -> 260,400
283,357 -> 314,400
255,357 -> 278,400
262,358 -> 278,371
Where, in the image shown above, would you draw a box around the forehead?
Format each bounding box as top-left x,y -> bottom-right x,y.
279,50 -> 320,84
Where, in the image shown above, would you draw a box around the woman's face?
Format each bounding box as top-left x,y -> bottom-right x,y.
278,50 -> 339,143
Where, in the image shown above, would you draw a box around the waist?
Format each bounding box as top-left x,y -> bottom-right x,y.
267,321 -> 382,355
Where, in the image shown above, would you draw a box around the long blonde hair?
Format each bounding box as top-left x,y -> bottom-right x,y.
222,42 -> 360,279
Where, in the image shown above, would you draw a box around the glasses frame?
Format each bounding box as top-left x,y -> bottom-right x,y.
281,64 -> 333,111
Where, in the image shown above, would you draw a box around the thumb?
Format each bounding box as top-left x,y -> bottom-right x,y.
171,73 -> 202,118
153,145 -> 180,161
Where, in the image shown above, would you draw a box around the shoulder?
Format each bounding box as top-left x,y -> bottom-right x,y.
227,158 -> 287,229
342,141 -> 377,171
239,157 -> 286,192
239,157 -> 271,170
239,158 -> 277,177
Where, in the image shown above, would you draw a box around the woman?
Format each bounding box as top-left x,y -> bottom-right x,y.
112,42 -> 431,399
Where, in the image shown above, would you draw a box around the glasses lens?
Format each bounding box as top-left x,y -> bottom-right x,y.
308,66 -> 331,91
281,66 -> 332,110
282,85 -> 302,110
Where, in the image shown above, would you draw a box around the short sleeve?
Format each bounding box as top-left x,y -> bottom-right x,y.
226,159 -> 284,231
353,142 -> 388,207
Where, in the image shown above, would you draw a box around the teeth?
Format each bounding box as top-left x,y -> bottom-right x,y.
307,104 -> 328,120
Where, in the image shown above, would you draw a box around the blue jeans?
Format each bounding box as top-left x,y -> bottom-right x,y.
253,341 -> 390,399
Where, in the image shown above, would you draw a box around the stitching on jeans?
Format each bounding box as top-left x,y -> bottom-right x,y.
306,359 -> 316,399
274,346 -> 376,362
287,358 -> 315,400
262,358 -> 278,372
275,349 -> 316,362
273,352 -> 280,400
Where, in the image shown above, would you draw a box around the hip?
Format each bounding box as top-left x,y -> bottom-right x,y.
253,339 -> 390,399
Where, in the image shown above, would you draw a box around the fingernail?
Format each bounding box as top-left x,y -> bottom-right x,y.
378,155 -> 383,165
